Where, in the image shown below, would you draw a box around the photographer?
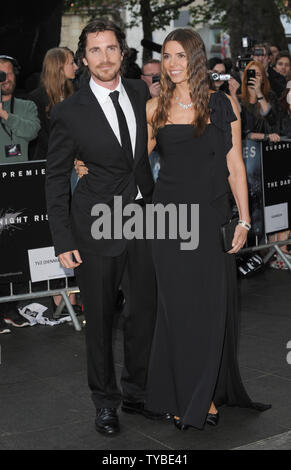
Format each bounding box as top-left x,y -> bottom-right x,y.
0,55 -> 40,333
141,59 -> 161,98
239,61 -> 281,143
208,57 -> 241,111
208,57 -> 228,92
0,55 -> 40,163
251,43 -> 286,97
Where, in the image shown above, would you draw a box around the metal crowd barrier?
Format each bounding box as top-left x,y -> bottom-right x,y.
0,239 -> 290,335
0,278 -> 82,331
240,237 -> 291,272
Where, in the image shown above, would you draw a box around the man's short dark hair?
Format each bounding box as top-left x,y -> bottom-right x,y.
274,51 -> 291,66
76,18 -> 129,71
270,44 -> 281,52
141,59 -> 161,74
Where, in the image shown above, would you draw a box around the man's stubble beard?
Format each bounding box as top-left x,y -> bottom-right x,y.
91,66 -> 120,83
1,80 -> 15,96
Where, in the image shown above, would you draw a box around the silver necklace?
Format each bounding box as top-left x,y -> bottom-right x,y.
176,96 -> 193,110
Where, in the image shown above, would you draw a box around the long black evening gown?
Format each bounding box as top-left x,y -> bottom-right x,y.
146,91 -> 271,429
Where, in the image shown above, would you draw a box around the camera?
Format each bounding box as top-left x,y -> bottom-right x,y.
237,57 -> 252,71
152,75 -> 160,84
253,48 -> 265,57
236,37 -> 255,71
211,72 -> 231,81
0,71 -> 6,82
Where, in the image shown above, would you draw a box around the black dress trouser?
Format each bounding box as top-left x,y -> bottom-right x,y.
75,234 -> 157,409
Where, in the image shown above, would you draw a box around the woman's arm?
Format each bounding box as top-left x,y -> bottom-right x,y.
256,96 -> 270,115
248,132 -> 280,142
249,75 -> 270,114
146,98 -> 158,155
228,77 -> 241,113
248,132 -> 265,140
225,95 -> 251,253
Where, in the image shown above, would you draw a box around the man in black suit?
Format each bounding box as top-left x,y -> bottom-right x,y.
45,19 -> 163,436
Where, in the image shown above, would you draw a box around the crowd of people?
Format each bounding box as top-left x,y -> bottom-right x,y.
3,41 -> 291,162
208,43 -> 291,268
0,19 -> 286,435
208,43 -> 291,141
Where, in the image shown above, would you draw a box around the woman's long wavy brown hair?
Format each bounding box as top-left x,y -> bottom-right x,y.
279,87 -> 291,114
151,28 -> 210,138
41,47 -> 75,116
240,60 -> 271,108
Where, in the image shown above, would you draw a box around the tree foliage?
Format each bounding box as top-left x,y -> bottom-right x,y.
64,0 -> 291,60
64,0 -> 196,60
189,0 -> 291,28
64,0 -> 195,29
190,0 -> 290,57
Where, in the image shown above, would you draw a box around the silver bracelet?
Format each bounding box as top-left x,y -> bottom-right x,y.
238,220 -> 251,231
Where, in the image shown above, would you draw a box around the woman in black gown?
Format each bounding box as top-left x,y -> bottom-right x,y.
145,28 -> 271,430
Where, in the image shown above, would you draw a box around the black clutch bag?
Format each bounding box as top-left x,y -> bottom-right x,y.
220,217 -> 239,252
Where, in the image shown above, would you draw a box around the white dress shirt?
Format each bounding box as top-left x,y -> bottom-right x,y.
89,76 -> 142,199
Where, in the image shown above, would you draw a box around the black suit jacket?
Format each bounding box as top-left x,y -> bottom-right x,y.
28,86 -> 50,160
45,78 -> 154,257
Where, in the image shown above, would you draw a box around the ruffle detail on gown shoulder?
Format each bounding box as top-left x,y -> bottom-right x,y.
209,91 -> 237,130
209,91 -> 237,154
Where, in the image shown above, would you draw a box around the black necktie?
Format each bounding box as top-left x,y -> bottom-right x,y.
109,90 -> 133,163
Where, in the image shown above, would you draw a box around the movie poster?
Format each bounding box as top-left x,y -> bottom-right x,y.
242,139 -> 265,245
0,161 -> 52,282
261,141 -> 291,234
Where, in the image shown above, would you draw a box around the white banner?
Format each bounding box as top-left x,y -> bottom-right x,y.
264,202 -> 289,233
28,246 -> 74,283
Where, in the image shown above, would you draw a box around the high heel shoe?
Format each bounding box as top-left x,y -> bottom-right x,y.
206,411 -> 220,426
173,416 -> 189,431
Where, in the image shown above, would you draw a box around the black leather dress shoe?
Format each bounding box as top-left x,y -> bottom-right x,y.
95,408 -> 120,436
206,411 -> 220,426
121,401 -> 172,421
173,417 -> 189,431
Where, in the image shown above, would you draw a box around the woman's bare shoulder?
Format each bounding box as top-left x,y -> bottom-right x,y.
146,97 -> 159,123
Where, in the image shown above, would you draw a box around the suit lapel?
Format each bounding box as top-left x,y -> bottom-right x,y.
78,81 -> 145,167
78,83 -> 133,168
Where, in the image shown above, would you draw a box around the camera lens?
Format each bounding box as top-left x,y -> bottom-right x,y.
211,72 -> 219,81
0,71 -> 7,82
